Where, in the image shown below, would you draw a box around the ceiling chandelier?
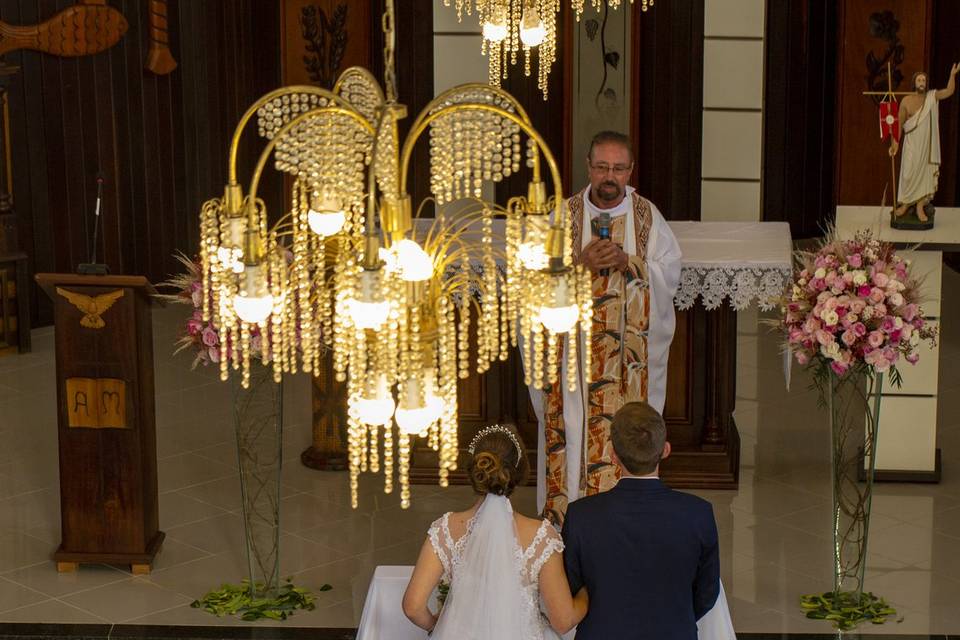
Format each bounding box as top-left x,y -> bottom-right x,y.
199,0 -> 592,509
443,0 -> 655,99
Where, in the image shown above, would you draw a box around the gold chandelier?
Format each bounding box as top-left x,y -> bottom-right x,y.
443,0 -> 655,99
199,0 -> 592,509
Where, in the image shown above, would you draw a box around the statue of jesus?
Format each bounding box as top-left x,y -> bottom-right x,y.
889,63 -> 959,222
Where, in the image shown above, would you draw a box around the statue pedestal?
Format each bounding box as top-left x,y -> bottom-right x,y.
890,203 -> 935,231
836,206 -> 960,482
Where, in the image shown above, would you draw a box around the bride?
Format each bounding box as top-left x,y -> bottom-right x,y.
403,424 -> 588,638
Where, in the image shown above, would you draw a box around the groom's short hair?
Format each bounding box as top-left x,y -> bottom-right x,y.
611,402 -> 666,475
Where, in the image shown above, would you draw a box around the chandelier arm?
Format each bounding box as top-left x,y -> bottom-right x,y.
244,106 -> 378,230
398,103 -> 564,225
226,85 -> 346,186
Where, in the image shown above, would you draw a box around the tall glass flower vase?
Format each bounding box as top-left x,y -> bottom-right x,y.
826,367 -> 883,601
231,363 -> 283,599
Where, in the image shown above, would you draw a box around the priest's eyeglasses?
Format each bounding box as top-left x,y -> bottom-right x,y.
588,162 -> 633,176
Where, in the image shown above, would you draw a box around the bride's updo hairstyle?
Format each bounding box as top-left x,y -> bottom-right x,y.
466,424 -> 529,497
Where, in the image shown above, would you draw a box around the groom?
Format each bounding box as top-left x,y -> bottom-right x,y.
561,402 -> 720,640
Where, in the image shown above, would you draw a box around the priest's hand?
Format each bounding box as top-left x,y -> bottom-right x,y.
581,239 -> 630,274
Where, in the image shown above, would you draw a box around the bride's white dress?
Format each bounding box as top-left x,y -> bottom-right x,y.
427,495 -> 564,640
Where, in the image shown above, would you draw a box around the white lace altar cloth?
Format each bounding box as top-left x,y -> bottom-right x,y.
413,218 -> 791,313
670,221 -> 793,311
355,565 -> 737,640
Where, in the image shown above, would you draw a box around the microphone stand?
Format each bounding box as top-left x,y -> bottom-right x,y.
78,173 -> 109,275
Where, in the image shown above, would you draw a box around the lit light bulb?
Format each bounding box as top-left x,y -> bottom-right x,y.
392,239 -> 434,282
538,275 -> 579,334
233,264 -> 274,324
345,269 -> 391,330
307,192 -> 346,237
483,5 -> 508,42
394,373 -> 445,435
519,6 -> 546,47
355,374 -> 395,426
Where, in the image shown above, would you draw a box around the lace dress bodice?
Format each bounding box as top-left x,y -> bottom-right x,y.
428,512 -> 565,639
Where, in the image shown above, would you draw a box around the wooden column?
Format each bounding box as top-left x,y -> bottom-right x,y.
302,350 -> 348,471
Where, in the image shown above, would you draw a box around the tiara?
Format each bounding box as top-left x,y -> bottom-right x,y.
467,424 -> 524,467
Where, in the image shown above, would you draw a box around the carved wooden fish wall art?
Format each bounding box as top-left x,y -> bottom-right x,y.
0,0 -> 128,58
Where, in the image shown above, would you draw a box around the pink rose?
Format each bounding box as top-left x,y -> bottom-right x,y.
201,327 -> 219,347
848,253 -> 863,268
906,352 -> 920,365
853,322 -> 867,337
816,329 -> 835,346
872,272 -> 890,287
881,316 -> 896,333
841,329 -> 857,346
873,303 -> 887,317
803,318 -> 822,334
207,345 -> 221,363
889,329 -> 902,343
865,349 -> 890,372
823,297 -> 838,311
812,279 -> 827,291
187,318 -> 202,336
869,288 -> 885,304
830,361 -> 849,376
850,300 -> 866,314
857,285 -> 872,298
795,351 -> 810,365
867,331 -> 885,348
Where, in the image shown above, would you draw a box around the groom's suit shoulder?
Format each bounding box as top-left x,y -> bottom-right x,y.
565,482 -> 715,525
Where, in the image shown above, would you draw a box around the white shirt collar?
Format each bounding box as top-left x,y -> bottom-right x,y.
582,185 -> 635,218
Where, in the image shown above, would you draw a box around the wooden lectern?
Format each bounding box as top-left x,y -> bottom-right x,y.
36,274 -> 164,574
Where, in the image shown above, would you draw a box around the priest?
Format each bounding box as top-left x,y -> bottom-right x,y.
532,130 -> 683,524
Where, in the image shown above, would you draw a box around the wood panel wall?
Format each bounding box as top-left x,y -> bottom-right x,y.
4,0 -> 281,326
931,0 -> 960,208
631,0 -> 704,221
762,0 -> 839,238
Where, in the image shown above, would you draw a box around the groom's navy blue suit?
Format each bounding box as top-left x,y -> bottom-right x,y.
561,477 -> 720,640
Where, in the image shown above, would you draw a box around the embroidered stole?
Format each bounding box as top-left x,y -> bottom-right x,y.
542,191 -> 653,525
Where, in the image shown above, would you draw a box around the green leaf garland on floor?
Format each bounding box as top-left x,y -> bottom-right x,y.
800,591 -> 898,631
191,579 -> 330,621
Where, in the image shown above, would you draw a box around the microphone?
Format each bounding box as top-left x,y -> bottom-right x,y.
596,212 -> 611,277
77,172 -> 110,275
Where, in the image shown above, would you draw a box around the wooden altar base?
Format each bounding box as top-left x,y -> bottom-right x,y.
661,421 -> 740,489
408,302 -> 743,493
54,531 -> 165,575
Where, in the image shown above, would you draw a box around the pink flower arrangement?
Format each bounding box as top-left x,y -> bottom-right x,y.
781,230 -> 937,378
159,253 -> 264,368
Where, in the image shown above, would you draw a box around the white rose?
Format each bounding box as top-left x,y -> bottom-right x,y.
846,314 -> 858,324
814,267 -> 827,279
853,272 -> 868,286
821,342 -> 841,360
822,310 -> 839,326
910,332 -> 920,346
894,316 -> 903,329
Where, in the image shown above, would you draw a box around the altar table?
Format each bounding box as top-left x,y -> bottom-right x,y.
355,565 -> 737,640
657,221 -> 792,488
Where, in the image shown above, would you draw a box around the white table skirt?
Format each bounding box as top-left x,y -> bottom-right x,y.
356,565 -> 737,639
